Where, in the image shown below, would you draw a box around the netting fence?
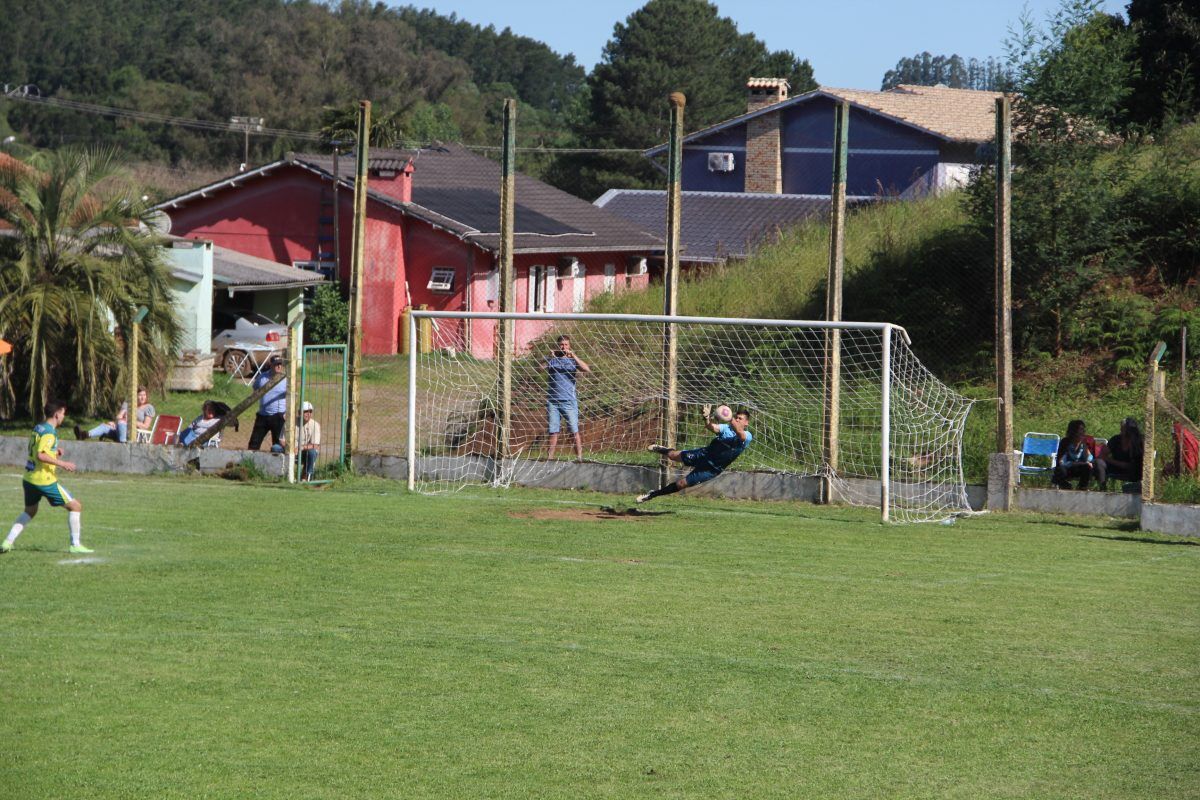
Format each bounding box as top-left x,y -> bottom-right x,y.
402,311 -> 973,524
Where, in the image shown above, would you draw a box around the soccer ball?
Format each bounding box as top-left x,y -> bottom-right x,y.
712,404 -> 733,423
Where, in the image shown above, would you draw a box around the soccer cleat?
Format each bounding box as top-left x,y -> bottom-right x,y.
0,541 -> 12,553
647,444 -> 670,455
68,544 -> 94,555
635,492 -> 652,504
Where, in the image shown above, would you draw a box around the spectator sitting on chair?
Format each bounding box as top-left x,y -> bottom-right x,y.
75,387 -> 154,443
1099,417 -> 1143,489
179,401 -> 221,447
297,401 -> 321,480
1054,419 -> 1095,490
249,356 -> 287,451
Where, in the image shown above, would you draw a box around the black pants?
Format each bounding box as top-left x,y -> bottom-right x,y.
1054,462 -> 1094,489
249,412 -> 284,450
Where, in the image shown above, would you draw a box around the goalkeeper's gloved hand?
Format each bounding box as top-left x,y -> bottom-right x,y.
701,403 -> 712,420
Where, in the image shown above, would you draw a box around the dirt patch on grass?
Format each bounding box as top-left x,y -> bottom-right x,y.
511,506 -> 668,522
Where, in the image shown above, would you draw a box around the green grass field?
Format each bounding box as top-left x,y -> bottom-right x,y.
1,473 -> 1197,799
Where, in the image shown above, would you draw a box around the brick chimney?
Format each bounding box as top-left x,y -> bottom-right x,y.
368,158 -> 416,203
744,78 -> 788,193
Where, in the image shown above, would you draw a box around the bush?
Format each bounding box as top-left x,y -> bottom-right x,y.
306,285 -> 349,345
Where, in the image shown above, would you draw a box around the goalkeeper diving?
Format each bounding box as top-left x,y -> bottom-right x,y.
636,405 -> 752,504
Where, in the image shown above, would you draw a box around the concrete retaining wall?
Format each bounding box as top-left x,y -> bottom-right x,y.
353,453 -> 988,509
13,434 -> 1195,531
0,434 -> 285,478
1015,487 -> 1141,518
1141,502 -> 1200,537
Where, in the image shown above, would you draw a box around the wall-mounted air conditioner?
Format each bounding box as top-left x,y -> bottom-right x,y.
708,152 -> 735,172
427,267 -> 455,293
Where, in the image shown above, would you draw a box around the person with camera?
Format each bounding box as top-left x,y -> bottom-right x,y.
544,334 -> 590,461
248,356 -> 287,452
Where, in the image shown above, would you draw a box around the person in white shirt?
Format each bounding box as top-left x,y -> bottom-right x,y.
297,401 -> 321,480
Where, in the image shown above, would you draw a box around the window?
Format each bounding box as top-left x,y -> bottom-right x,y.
571,262 -> 587,312
428,268 -> 456,294
527,265 -> 556,313
486,269 -> 499,303
603,263 -> 616,293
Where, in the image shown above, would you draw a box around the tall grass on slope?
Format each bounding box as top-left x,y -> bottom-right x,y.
590,193 -> 972,327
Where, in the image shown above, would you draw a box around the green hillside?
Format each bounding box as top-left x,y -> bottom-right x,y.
592,126 -> 1200,489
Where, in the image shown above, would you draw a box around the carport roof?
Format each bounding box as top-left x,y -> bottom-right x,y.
211,245 -> 326,293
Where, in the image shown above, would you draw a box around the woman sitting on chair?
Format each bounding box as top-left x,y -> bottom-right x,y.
179,401 -> 221,447
76,387 -> 155,443
1053,419 -> 1095,490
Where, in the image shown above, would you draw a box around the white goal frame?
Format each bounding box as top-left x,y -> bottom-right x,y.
407,310 -> 912,521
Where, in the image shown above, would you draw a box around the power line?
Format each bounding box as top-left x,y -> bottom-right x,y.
2,85 -> 323,141
1,84 -> 654,154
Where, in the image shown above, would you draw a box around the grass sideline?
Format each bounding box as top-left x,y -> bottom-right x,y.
1,473 -> 1197,798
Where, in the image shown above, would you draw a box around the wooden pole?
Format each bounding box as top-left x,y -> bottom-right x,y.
128,319 -> 139,447
1143,341 -> 1167,501
345,100 -> 370,459
496,98 -> 517,468
1181,326 -> 1188,417
285,319 -> 302,484
333,144 -> 341,282
994,95 -> 1015,506
660,92 -> 685,485
822,100 -> 849,504
127,305 -> 147,448
189,371 -> 284,449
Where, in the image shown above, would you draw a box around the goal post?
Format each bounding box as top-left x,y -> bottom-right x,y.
406,310 -> 973,523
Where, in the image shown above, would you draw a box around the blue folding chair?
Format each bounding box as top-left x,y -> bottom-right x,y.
1017,432 -> 1059,483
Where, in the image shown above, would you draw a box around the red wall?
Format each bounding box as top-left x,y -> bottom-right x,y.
465,252 -> 651,359
165,165 -> 654,357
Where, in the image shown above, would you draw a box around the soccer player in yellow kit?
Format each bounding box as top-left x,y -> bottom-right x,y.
2,400 -> 92,554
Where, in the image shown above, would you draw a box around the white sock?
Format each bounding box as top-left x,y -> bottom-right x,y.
68,511 -> 82,546
6,512 -> 31,545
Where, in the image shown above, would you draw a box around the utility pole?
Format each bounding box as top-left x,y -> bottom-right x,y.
660,92 -> 685,486
496,98 -> 517,472
229,116 -> 264,169
994,95 -> 1015,508
345,101 -> 370,459
823,100 -> 849,505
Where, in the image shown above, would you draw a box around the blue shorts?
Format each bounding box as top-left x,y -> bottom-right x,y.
547,401 -> 579,435
23,480 -> 74,508
679,448 -> 723,487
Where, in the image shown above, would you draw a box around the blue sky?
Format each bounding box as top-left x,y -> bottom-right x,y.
396,0 -> 1128,89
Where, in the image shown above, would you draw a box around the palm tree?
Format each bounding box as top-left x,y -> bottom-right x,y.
0,148 -> 181,417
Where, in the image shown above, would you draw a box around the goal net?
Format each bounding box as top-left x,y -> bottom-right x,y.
405,311 -> 974,523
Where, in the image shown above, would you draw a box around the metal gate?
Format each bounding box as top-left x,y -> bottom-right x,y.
299,344 -> 348,481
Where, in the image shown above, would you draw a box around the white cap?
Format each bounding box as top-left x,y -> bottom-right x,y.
302,401 -> 314,412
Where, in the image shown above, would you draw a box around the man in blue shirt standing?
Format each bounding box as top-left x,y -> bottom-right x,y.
545,334 -> 591,461
249,355 -> 287,451
637,405 -> 752,504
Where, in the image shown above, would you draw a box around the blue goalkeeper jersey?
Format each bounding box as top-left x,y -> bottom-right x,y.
703,424 -> 752,469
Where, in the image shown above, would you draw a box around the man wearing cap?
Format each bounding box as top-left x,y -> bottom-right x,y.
249,356 -> 287,451
297,401 -> 321,481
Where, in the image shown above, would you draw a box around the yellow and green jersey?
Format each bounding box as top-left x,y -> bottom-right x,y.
24,422 -> 59,486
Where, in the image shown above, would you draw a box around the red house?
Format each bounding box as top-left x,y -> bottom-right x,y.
156,145 -> 663,356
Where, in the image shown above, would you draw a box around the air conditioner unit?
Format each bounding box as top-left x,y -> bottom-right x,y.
708,152 -> 735,172
427,267 -> 455,293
